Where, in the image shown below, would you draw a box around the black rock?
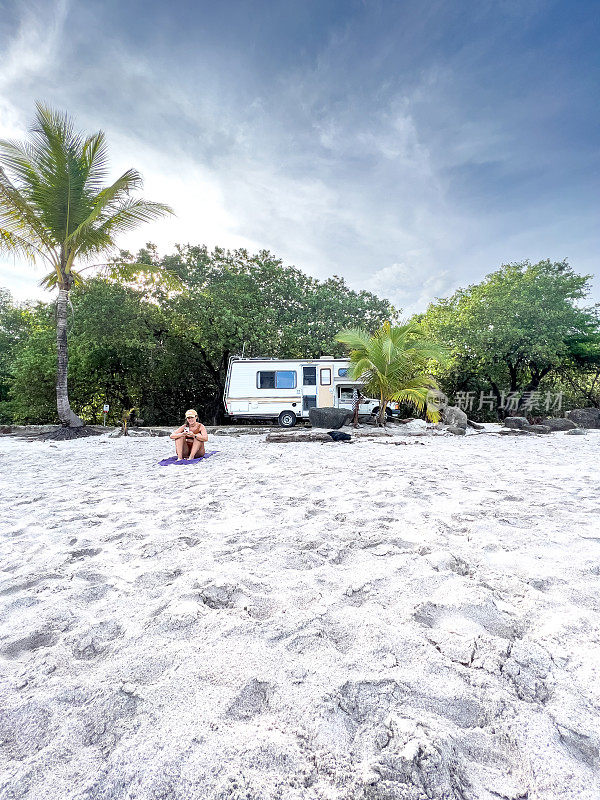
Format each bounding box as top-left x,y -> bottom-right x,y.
565,408 -> 600,429
309,407 -> 352,429
504,416 -> 531,430
540,418 -> 577,431
441,406 -> 468,429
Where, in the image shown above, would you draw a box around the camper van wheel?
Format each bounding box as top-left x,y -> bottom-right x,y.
278,410 -> 297,428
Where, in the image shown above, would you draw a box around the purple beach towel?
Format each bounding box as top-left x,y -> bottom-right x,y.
158,451 -> 219,466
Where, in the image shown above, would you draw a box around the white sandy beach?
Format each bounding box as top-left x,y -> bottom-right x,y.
1,427 -> 599,800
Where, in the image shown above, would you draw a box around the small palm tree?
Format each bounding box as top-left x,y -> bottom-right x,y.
0,103 -> 172,430
336,320 -> 445,425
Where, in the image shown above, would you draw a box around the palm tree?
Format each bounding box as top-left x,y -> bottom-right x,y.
0,103 -> 172,431
336,320 -> 445,425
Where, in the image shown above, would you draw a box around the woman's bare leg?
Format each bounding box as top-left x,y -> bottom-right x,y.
175,438 -> 191,460
188,439 -> 205,459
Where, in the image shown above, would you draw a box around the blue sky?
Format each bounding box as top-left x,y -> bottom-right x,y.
1,0 -> 598,313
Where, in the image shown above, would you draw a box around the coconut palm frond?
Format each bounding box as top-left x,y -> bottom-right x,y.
391,374 -> 438,395
0,228 -> 51,264
97,199 -> 173,238
395,387 -> 441,421
0,167 -> 57,253
336,320 -> 445,424
348,356 -> 375,382
0,140 -> 39,189
28,104 -> 94,241
394,387 -> 428,410
105,260 -> 183,290
81,130 -> 109,195
67,168 -> 145,249
39,268 -> 85,289
336,327 -> 371,351
406,338 -> 448,361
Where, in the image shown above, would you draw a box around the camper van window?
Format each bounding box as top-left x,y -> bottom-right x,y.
257,371 -> 276,389
320,368 -> 331,385
275,371 -> 296,389
257,370 -> 297,389
302,366 -> 317,386
338,368 -> 349,377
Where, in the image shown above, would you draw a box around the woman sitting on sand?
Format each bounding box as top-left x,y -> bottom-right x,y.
170,409 -> 208,460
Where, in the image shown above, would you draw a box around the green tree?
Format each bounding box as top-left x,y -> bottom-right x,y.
0,244 -> 395,426
0,104 -> 171,431
4,298 -> 57,424
0,289 -> 34,422
421,260 -> 599,417
548,321 -> 600,410
336,321 -> 444,425
127,245 -> 396,423
64,278 -> 210,426
2,279 -> 196,426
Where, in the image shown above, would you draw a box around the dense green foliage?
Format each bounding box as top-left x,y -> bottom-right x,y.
2,254 -> 598,426
0,246 -> 396,425
419,260 -> 600,418
336,321 -> 445,424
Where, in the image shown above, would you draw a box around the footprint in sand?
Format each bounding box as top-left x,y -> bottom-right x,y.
227,678 -> 274,720
0,699 -> 54,759
67,620 -> 124,660
67,547 -> 102,562
1,630 -> 58,659
177,535 -> 201,548
81,691 -> 139,756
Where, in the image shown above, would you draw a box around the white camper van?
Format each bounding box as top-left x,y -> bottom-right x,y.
223,357 -> 385,427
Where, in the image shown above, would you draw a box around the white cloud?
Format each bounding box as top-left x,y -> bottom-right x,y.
0,0 -> 68,93
0,0 -> 597,314
359,260 -> 456,316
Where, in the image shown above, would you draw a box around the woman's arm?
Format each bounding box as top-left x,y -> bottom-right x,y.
170,425 -> 185,440
195,424 -> 208,442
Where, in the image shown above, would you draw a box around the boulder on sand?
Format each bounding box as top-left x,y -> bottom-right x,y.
309,407 -> 352,429
528,424 -> 551,434
565,408 -> 600,429
441,406 -> 468,429
504,417 -> 530,430
540,418 -> 577,432
447,425 -> 466,436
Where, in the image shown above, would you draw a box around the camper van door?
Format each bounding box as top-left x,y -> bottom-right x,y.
301,365 -> 318,416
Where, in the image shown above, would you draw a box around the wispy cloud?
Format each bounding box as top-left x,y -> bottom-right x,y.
0,0 -> 69,135
0,0 -> 598,311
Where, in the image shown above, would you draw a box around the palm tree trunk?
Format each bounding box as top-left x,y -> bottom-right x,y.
56,288 -> 84,427
378,391 -> 386,426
